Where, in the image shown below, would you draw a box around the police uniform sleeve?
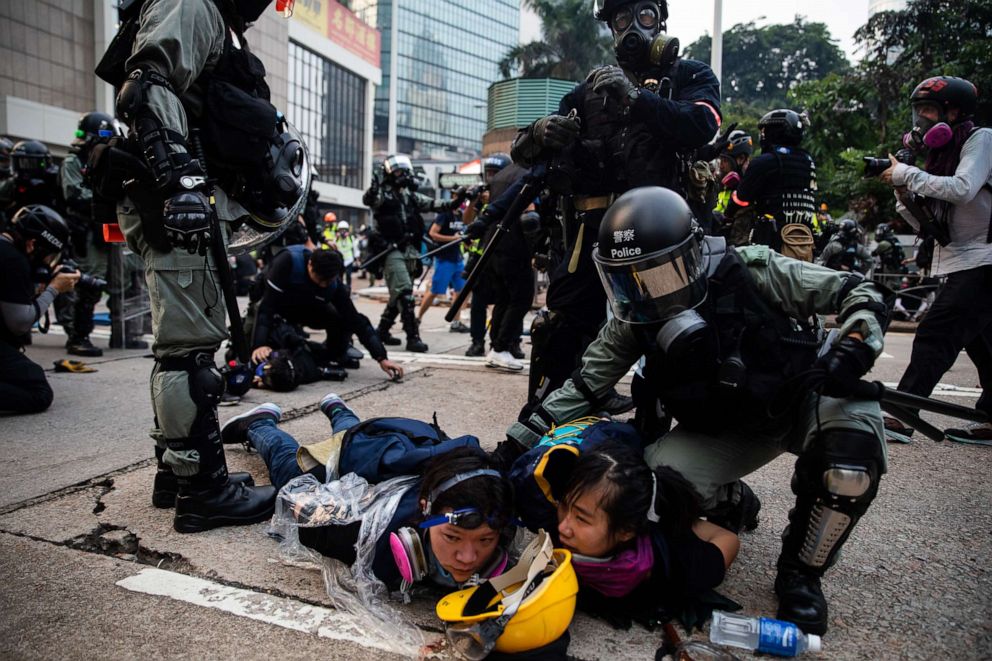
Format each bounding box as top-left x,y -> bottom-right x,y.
739,245 -> 888,355
628,60 -> 721,150
125,0 -> 226,143
507,317 -> 642,448
60,155 -> 92,208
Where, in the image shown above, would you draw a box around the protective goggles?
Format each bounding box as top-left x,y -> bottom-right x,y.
593,233 -> 707,324
419,507 -> 497,531
75,129 -> 114,139
612,2 -> 660,32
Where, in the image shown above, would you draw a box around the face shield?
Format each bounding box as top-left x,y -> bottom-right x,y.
593,233 -> 707,324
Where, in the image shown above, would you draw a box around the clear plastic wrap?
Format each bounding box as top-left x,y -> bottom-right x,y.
270,472 -> 427,657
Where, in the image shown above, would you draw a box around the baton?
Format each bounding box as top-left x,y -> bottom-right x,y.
445,179 -> 543,322
422,234 -> 468,259
191,130 -> 250,364
357,243 -> 395,271
852,380 -> 988,442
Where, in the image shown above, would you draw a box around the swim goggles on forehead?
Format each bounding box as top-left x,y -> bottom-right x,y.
419,507 -> 497,530
421,468 -> 503,516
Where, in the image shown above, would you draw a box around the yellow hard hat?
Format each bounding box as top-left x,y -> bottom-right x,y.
436,530 -> 577,658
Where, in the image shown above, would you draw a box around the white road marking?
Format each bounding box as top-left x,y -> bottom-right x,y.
116,567 -> 434,655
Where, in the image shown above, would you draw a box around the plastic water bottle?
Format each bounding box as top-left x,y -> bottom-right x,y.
709,611 -> 822,657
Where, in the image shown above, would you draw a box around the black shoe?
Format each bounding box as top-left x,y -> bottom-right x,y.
378,329 -> 402,346
449,320 -> 470,333
345,345 -> 364,360
708,480 -> 761,533
319,366 -> 349,381
152,470 -> 255,509
173,482 -> 277,533
775,567 -> 828,635
466,341 -> 485,357
599,389 -> 634,416
220,403 -> 283,447
333,356 -> 361,369
509,341 -> 525,360
66,337 -> 103,357
406,337 -> 429,353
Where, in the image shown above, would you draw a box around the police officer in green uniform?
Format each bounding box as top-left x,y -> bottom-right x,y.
510,0 -> 721,419
504,187 -> 890,636
94,0 -> 304,532
362,154 -> 464,353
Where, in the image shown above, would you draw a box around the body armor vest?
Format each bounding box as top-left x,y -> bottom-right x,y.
372,187 -> 422,246
755,147 -> 818,227
641,249 -> 819,433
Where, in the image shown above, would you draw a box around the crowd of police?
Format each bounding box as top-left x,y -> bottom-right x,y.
2,0 -> 990,656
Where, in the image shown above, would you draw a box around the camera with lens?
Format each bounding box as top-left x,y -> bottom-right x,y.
863,148 -> 917,178
57,259 -> 107,290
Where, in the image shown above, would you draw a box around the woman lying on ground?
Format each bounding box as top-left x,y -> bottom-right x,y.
510,419 -> 740,628
220,395 -> 515,593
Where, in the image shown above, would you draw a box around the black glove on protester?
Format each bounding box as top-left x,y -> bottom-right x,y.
163,190 -> 213,255
533,114 -> 580,150
814,336 -> 875,398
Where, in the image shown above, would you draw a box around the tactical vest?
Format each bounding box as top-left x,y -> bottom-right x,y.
755,147 -> 817,227
372,188 -> 421,246
825,241 -> 864,273
642,248 -> 820,434
284,244 -> 311,286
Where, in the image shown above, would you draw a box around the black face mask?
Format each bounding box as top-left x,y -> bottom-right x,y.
234,0 -> 272,23
611,1 -> 664,69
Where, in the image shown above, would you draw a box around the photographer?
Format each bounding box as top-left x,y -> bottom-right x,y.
0,205 -> 78,414
879,76 -> 992,442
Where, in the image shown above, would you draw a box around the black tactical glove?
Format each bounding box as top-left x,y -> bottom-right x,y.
464,219 -> 488,241
814,336 -> 876,398
532,114 -> 580,151
489,438 -> 527,473
587,65 -> 639,105
711,121 -> 739,154
163,190 -> 213,255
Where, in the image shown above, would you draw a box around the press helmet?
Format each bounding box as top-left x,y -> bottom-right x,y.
337,220 -> 350,231
9,204 -> 70,258
482,153 -> 511,181
720,130 -> 753,159
758,109 -> 806,149
593,186 -> 706,324
910,76 -> 978,122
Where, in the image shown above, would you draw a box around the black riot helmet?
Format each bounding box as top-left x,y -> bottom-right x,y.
758,109 -> 806,150
0,137 -> 13,176
875,222 -> 895,242
596,0 -> 669,69
721,130 -> 753,160
593,186 -> 707,324
9,205 -> 70,260
10,140 -> 56,179
382,154 -> 416,189
910,76 -> 978,123
72,112 -> 115,152
837,218 -> 861,242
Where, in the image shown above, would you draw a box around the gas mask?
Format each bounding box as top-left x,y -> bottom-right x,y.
655,308 -> 719,375
903,104 -> 953,151
610,1 -> 665,69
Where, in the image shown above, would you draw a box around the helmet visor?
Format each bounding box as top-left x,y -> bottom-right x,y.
594,234 -> 706,324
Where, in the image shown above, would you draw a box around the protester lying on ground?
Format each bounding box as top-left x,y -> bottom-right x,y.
247,245 -> 402,381
221,396 -> 515,593
510,419 -> 739,629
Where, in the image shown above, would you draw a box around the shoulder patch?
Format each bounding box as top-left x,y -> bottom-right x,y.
736,244 -> 771,265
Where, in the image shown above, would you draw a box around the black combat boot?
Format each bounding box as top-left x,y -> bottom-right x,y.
377,303 -> 402,346
465,340 -> 485,357
152,445 -> 255,509
66,336 -> 103,357
399,295 -> 428,353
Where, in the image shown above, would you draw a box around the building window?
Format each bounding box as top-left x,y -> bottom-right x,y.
289,42 -> 366,189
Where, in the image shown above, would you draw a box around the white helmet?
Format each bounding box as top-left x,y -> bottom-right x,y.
337,220 -> 350,231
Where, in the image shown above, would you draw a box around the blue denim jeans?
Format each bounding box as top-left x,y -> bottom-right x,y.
249,403 -> 361,490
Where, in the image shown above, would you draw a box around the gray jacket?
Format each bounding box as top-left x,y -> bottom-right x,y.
892,128 -> 992,275
508,245 -> 888,448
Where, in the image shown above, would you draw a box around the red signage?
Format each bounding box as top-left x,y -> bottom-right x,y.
294,0 -> 381,69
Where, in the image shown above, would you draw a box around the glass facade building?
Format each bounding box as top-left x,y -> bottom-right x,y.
350,1 -> 519,160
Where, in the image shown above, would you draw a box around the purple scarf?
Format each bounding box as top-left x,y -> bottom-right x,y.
571,534 -> 655,598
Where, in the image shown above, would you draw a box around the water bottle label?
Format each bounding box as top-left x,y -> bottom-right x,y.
757,617 -> 800,656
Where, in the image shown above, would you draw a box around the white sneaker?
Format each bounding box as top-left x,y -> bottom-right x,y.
486,349 -> 523,371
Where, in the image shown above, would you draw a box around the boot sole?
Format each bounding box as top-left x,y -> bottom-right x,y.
153,474 -> 256,509
485,362 -> 524,371
173,505 -> 275,534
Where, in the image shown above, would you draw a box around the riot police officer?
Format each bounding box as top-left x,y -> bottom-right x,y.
872,222 -> 908,275
510,0 -> 721,418
92,0 -> 308,532
818,219 -> 872,274
1,140 -> 60,212
363,154 -> 464,352
506,187 -> 890,635
726,109 -> 818,261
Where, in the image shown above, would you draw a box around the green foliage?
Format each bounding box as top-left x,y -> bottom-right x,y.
683,18 -> 850,107
499,0 -> 613,81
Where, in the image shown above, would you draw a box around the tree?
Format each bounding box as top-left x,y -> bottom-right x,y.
684,18 -> 850,108
499,0 -> 613,81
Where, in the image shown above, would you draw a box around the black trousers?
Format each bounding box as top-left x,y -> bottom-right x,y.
280,305 -> 351,361
0,341 -> 53,414
898,264 -> 992,416
489,254 -> 534,352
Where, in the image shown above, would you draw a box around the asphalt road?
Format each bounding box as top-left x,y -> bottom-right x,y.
1,294 -> 990,660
